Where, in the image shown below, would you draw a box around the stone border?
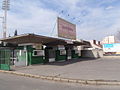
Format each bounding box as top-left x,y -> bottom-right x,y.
1,70 -> 120,86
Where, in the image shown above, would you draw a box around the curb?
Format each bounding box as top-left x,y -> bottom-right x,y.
0,70 -> 120,86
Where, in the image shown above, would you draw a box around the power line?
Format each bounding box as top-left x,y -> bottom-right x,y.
50,10 -> 83,36
50,10 -> 64,36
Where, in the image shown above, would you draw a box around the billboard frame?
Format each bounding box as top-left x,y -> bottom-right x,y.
57,17 -> 76,40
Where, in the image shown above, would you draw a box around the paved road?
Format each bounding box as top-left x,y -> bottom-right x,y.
14,56 -> 120,80
0,73 -> 120,90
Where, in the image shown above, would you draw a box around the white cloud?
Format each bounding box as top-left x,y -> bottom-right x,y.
105,6 -> 114,10
0,0 -> 120,41
5,0 -> 58,37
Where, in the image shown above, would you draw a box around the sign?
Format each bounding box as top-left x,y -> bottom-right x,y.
66,40 -> 73,44
33,50 -> 45,56
57,17 -> 76,40
60,50 -> 66,55
58,45 -> 65,50
33,44 -> 42,49
103,43 -> 120,52
104,44 -> 113,48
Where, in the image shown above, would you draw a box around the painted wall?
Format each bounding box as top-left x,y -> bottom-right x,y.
81,49 -> 103,58
27,45 -> 45,65
0,49 -> 11,71
55,50 -> 66,61
71,50 -> 79,59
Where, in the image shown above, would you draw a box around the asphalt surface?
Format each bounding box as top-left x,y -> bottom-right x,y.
14,56 -> 120,80
0,72 -> 120,90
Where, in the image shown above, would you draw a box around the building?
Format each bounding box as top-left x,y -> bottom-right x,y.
102,36 -> 120,55
0,33 -> 89,70
80,40 -> 103,58
101,36 -> 116,44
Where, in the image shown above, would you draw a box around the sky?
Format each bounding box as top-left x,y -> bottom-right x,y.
0,0 -> 120,41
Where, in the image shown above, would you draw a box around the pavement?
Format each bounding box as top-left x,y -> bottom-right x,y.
13,56 -> 120,80
1,56 -> 120,85
1,73 -> 120,90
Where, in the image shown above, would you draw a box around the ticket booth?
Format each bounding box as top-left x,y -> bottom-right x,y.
14,49 -> 27,67
71,46 -> 80,59
0,34 -> 90,67
45,46 -> 56,63
56,45 -> 66,61
13,43 -> 45,66
65,45 -> 72,60
45,45 -> 67,62
27,44 -> 45,65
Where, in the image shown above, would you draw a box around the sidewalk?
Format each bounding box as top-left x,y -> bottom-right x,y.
13,56 -> 120,81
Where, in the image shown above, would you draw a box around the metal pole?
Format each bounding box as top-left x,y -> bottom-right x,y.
0,17 -> 4,38
2,0 -> 10,38
3,3 -> 7,38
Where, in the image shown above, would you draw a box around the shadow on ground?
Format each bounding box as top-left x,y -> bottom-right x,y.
10,57 -> 100,71
44,58 -> 99,66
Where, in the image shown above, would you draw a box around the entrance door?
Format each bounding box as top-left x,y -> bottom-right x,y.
0,49 -> 11,70
14,50 -> 27,67
45,48 -> 55,63
48,49 -> 55,62
66,49 -> 72,60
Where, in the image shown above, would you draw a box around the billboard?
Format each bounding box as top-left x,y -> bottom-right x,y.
103,43 -> 120,52
57,17 -> 76,40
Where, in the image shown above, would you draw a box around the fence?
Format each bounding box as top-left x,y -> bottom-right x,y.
0,48 -> 11,70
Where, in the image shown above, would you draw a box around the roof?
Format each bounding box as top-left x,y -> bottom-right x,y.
0,33 -> 89,46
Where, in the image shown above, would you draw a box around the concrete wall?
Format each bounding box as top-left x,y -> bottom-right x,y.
81,49 -> 103,58
98,50 -> 104,57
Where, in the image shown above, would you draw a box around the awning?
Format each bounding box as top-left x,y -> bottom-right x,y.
0,33 -> 90,46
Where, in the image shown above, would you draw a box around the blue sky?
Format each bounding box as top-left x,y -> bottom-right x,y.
0,0 -> 120,41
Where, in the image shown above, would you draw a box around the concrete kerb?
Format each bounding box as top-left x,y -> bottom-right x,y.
1,70 -> 120,86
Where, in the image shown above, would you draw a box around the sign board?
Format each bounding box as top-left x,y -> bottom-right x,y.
33,44 -> 42,49
58,45 -> 65,50
60,50 -> 66,55
66,40 -> 73,44
33,50 -> 45,56
103,43 -> 120,52
57,17 -> 76,40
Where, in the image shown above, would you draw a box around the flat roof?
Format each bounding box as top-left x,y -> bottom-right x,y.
0,33 -> 89,46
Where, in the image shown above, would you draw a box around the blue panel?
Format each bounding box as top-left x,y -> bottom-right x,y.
103,44 -> 113,48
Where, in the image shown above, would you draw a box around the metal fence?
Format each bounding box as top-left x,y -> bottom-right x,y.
0,48 -> 11,70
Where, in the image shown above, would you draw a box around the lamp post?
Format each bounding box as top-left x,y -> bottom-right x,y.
2,0 -> 10,38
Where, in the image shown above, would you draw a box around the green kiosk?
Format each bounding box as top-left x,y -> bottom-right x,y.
71,46 -> 80,59
45,45 -> 67,63
0,34 -> 89,70
14,44 -> 45,67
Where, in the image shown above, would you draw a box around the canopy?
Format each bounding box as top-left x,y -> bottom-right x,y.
0,34 -> 90,46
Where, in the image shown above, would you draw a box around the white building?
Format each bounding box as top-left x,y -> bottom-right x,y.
102,36 -> 116,44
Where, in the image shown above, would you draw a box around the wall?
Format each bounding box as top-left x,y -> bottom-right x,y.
103,43 -> 120,52
55,50 -> 66,61
71,50 -> 79,59
27,45 -> 45,65
81,49 -> 103,58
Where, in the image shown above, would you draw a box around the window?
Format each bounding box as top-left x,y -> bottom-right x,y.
60,50 -> 66,55
33,50 -> 45,56
75,50 -> 79,54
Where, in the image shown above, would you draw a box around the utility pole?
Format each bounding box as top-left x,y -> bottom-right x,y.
2,0 -> 10,38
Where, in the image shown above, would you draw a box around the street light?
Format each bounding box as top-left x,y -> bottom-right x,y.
2,0 -> 10,38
